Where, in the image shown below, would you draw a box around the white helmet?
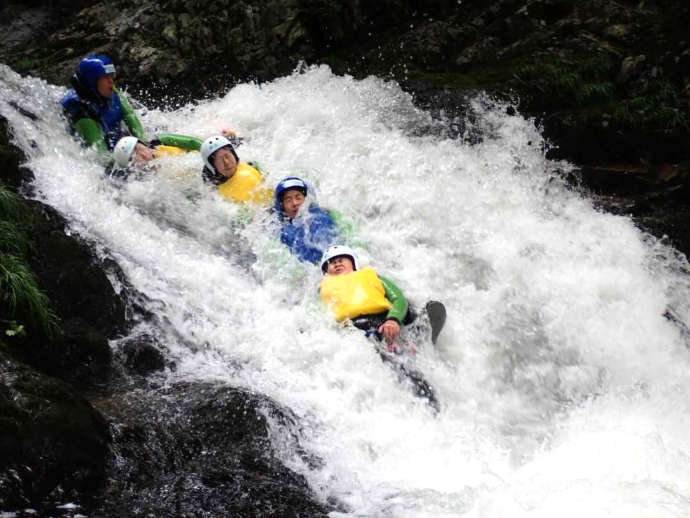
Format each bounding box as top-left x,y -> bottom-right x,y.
320,245 -> 359,274
201,135 -> 238,173
113,136 -> 140,167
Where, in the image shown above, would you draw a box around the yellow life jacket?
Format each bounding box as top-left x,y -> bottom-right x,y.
319,267 -> 392,321
153,145 -> 187,158
217,162 -> 272,204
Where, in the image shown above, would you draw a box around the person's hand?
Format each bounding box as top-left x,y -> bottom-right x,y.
378,319 -> 400,345
133,142 -> 155,163
221,128 -> 237,138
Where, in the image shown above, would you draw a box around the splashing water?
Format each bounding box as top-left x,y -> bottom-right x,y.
2,63 -> 690,517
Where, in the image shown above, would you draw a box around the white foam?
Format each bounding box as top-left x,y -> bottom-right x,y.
2,63 -> 690,516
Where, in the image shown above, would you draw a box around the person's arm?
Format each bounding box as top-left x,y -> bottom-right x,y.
73,118 -> 109,155
378,275 -> 408,345
311,209 -> 339,246
296,209 -> 339,264
155,133 -> 203,151
116,87 -> 145,140
379,275 -> 408,324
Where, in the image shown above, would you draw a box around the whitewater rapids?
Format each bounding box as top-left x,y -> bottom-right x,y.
2,63 -> 690,517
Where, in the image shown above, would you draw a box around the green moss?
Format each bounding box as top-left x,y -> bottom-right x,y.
13,58 -> 42,73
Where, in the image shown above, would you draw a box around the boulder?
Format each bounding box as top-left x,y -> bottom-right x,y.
0,347 -> 110,510
92,381 -> 335,517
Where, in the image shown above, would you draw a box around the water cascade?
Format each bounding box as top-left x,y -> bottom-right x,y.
2,63 -> 690,517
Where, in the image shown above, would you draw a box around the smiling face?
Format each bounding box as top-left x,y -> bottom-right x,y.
326,255 -> 355,276
281,189 -> 306,219
212,147 -> 238,178
96,74 -> 114,97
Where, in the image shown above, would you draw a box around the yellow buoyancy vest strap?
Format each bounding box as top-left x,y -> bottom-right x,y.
153,145 -> 187,158
319,267 -> 392,321
217,162 -> 272,204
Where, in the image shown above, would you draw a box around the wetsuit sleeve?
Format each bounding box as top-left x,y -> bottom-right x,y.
247,161 -> 262,174
73,118 -> 109,154
379,275 -> 409,324
156,133 -> 203,151
116,88 -> 145,140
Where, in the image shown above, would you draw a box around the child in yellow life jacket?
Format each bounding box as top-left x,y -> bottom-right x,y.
318,245 -> 412,348
319,244 -> 447,346
319,245 -> 444,411
199,135 -> 272,205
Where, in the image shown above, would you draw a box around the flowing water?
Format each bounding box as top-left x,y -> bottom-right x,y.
2,63 -> 690,517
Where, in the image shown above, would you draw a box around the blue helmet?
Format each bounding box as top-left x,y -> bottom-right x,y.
275,177 -> 308,203
75,55 -> 116,95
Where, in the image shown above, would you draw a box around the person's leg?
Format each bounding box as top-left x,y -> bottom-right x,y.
378,352 -> 440,413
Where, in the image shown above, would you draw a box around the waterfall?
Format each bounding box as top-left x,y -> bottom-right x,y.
2,63 -> 690,517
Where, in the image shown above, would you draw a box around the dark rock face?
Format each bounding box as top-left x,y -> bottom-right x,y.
1,116 -> 127,388
580,161 -> 690,256
91,382 -> 333,517
0,347 -> 111,510
0,119 -> 121,510
2,0 -> 688,164
23,201 -> 127,339
117,333 -> 166,376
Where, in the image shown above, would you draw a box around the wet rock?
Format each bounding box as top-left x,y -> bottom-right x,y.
0,348 -> 110,510
0,117 -> 126,386
0,119 -> 26,189
678,48 -> 690,76
117,333 -> 166,376
455,37 -> 499,67
617,54 -> 646,83
23,201 -> 127,339
92,382 -> 334,517
604,23 -> 632,40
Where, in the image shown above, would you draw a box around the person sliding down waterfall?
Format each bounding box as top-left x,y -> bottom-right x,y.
60,55 -> 145,159
273,177 -> 350,265
111,129 -> 235,177
318,245 -> 446,411
200,135 -> 272,205
110,134 -> 200,175
61,55 -> 237,169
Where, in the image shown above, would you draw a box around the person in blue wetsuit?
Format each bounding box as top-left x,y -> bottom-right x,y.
60,55 -> 146,158
273,177 -> 340,265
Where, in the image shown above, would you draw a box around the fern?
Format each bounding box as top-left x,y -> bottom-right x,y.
0,253 -> 57,338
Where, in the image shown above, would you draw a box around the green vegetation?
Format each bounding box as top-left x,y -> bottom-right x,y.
613,79 -> 689,133
408,50 -> 687,138
511,52 -> 618,108
0,184 -> 57,338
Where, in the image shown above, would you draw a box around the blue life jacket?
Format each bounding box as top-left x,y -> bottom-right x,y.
279,204 -> 339,264
60,89 -> 125,151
